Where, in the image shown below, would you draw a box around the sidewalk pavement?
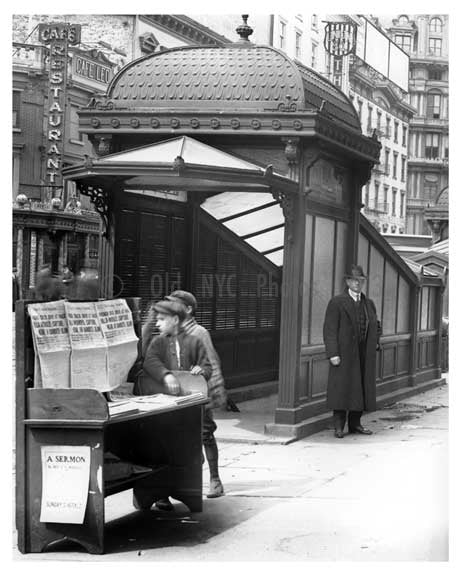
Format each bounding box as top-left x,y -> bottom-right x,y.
13,382 -> 449,562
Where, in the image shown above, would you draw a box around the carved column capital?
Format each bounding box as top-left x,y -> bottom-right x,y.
281,137 -> 300,166
94,134 -> 113,156
272,189 -> 295,243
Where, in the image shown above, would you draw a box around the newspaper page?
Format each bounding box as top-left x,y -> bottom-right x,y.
95,299 -> 139,391
28,301 -> 71,388
65,301 -> 108,391
40,445 -> 91,524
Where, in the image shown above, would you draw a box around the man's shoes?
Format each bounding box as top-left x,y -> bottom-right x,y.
334,430 -> 345,438
207,477 -> 224,498
349,425 -> 373,435
155,497 -> 174,511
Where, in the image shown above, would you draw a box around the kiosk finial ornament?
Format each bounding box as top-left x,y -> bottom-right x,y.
236,15 -> 253,42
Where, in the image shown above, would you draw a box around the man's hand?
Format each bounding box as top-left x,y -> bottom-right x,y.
164,373 -> 181,395
190,365 -> 203,376
330,356 -> 341,366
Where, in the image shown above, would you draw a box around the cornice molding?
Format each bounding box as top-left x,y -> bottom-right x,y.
140,15 -> 230,47
13,210 -> 100,234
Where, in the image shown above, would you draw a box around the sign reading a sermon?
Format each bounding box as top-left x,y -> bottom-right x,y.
40,445 -> 90,524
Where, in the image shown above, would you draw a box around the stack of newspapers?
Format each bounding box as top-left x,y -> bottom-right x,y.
108,391 -> 206,418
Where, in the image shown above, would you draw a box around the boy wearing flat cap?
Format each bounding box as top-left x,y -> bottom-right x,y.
323,265 -> 381,438
140,299 -> 212,397
166,290 -> 226,499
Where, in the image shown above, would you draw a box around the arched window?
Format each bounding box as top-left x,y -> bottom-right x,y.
398,15 -> 409,25
430,17 -> 443,33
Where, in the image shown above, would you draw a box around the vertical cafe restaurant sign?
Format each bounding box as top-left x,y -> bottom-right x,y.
38,23 -> 81,200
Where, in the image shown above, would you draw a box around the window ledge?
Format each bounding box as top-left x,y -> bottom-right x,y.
69,139 -> 85,146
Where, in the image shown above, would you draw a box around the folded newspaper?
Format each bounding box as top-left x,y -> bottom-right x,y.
28,299 -> 138,393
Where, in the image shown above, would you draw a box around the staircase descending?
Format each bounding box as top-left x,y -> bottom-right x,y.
201,191 -> 285,267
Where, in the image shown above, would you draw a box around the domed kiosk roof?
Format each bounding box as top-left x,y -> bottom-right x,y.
106,44 -> 361,132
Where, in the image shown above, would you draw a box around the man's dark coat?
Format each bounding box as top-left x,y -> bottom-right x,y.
323,291 -> 380,412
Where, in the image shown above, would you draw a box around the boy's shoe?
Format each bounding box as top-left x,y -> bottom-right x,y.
155,497 -> 174,511
207,477 -> 224,498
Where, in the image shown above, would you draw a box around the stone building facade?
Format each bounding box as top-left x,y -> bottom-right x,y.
382,14 -> 449,235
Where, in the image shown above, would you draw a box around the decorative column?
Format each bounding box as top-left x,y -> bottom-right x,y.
58,234 -> 67,272
37,233 -> 44,270
271,190 -> 306,421
266,138 -> 306,430
28,231 -> 37,290
408,284 -> 421,386
434,282 -> 445,380
84,233 -> 91,268
16,227 -> 24,299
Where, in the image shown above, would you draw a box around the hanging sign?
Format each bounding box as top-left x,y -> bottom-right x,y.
323,21 -> 357,56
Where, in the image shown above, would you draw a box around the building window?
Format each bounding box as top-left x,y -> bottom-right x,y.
374,181 -> 380,208
367,105 -> 373,132
385,148 -> 390,174
401,156 -> 406,182
13,90 -> 21,128
394,121 -> 399,143
279,19 -> 286,50
392,188 -> 397,216
395,34 -> 411,53
383,185 -> 389,210
311,42 -> 318,68
364,182 -> 369,206
89,234 -> 99,259
400,192 -> 405,218
357,99 -> 363,123
295,31 -> 302,58
402,125 -> 407,146
393,152 -> 398,178
427,92 -> 441,119
429,37 -> 442,56
69,105 -> 83,142
386,116 -> 391,138
430,17 -> 443,33
376,110 -> 382,131
398,15 -> 409,25
425,133 -> 440,159
424,175 -> 439,201
428,68 -> 443,81
312,14 -> 318,29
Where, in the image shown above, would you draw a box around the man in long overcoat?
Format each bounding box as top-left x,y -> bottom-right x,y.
323,265 -> 381,438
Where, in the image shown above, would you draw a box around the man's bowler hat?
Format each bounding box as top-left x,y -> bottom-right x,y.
344,264 -> 367,280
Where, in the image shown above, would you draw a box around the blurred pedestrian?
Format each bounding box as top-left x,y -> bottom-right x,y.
12,267 -> 20,311
34,263 -> 62,301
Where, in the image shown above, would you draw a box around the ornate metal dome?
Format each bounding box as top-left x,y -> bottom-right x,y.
105,44 -> 361,132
